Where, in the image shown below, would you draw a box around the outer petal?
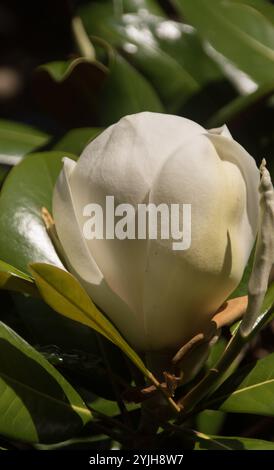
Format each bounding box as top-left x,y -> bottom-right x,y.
53,158 -> 146,349
141,134 -> 259,351
207,133 -> 260,259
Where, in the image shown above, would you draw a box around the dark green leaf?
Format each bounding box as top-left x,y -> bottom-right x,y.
99,54 -> 164,125
0,151 -> 76,274
174,0 -> 274,83
0,321 -> 91,443
80,4 -> 201,111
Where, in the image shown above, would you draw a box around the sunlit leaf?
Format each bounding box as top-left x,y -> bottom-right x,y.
205,352 -> 274,416
29,263 -> 153,381
0,260 -> 38,296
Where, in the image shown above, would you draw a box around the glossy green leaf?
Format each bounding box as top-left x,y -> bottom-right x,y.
205,352 -> 274,416
0,260 -> 38,296
99,54 -> 164,125
0,151 -> 76,275
80,4 -> 201,111
0,119 -> 50,166
174,0 -> 274,84
193,430 -> 274,450
53,128 -> 103,155
0,321 -> 91,443
29,263 -> 153,382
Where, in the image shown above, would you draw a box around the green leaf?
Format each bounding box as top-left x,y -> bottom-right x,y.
196,410 -> 225,436
193,430 -> 274,450
11,293 -> 131,400
99,54 -> 164,125
29,263 -> 153,382
0,119 -> 50,166
174,0 -> 274,84
0,321 -> 91,443
0,260 -> 38,296
205,352 -> 274,416
53,128 -> 103,155
80,4 -> 201,111
0,151 -> 76,275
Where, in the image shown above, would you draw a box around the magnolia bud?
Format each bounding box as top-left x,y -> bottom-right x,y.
53,112 -> 259,354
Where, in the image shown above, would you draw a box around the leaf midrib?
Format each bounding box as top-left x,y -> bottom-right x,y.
206,377 -> 274,409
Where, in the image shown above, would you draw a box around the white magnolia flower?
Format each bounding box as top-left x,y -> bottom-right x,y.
53,112 -> 259,353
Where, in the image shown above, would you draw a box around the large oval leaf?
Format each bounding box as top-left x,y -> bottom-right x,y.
205,353 -> 274,416
0,321 -> 91,443
0,151 -> 76,274
80,3 -> 201,111
99,54 -> 163,125
174,0 -> 274,84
